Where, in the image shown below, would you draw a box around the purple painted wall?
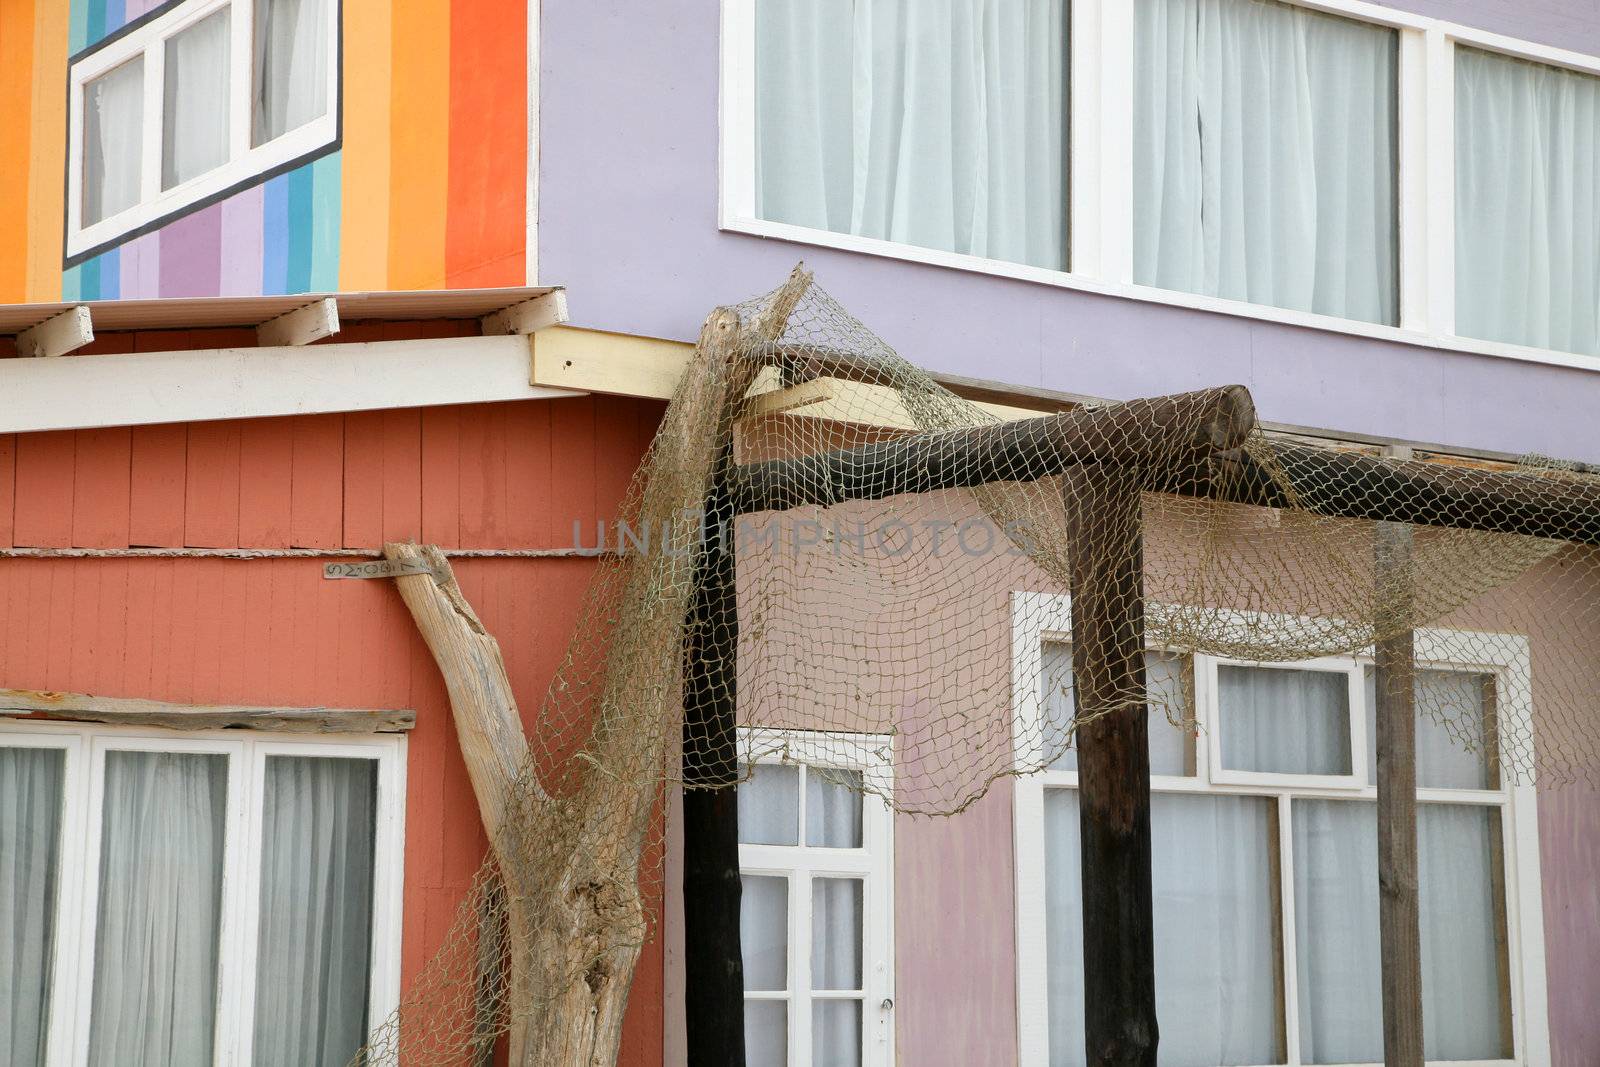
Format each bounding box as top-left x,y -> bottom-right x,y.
538,0 -> 1600,463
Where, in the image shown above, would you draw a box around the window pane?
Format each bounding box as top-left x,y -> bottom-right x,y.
811,999 -> 862,1067
89,751 -> 227,1066
811,879 -> 863,990
1219,665 -> 1351,776
252,756 -> 377,1067
1134,0 -> 1398,324
84,58 -> 144,225
740,763 -> 799,845
741,875 -> 789,991
1457,48 -> 1600,357
754,0 -> 1069,270
253,0 -> 330,144
744,999 -> 787,1067
806,769 -> 862,848
1045,789 -> 1280,1066
162,8 -> 230,189
1292,800 -> 1510,1062
1042,644 -> 1192,776
0,748 -> 65,1067
1364,668 -> 1493,789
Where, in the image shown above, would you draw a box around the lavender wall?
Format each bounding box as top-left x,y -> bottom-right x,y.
539,0 -> 1600,463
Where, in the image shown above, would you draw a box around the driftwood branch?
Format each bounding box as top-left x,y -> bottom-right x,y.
0,689 -> 413,733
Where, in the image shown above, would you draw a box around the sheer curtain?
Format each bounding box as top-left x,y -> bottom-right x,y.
1456,47 -> 1600,357
1,748 -> 64,1067
755,0 -> 1069,270
84,58 -> 144,225
1134,0 -> 1398,323
253,0 -> 330,144
162,8 -> 231,189
88,751 -> 227,1067
812,879 -> 863,1066
251,756 -> 377,1067
1219,665 -> 1351,775
1041,644 -> 1190,775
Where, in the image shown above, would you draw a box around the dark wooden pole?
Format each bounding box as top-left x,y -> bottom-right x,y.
1375,511 -> 1425,1067
1064,467 -> 1158,1067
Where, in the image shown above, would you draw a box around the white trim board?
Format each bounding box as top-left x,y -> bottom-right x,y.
0,334 -> 585,433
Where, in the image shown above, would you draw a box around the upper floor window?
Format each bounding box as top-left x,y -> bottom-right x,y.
749,0 -> 1069,271
1456,47 -> 1600,358
67,0 -> 339,263
1132,0 -> 1399,326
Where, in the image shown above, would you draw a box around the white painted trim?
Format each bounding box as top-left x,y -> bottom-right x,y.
1202,654 -> 1370,792
255,296 -> 340,347
1008,591 -> 1549,1067
65,0 -> 341,260
15,305 -> 95,358
0,719 -> 406,1067
718,0 -> 1600,376
0,334 -> 586,433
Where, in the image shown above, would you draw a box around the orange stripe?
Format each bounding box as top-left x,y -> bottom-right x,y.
24,0 -> 67,301
338,0 -> 391,291
0,0 -> 38,300
387,0 -> 450,291
445,0 -> 526,288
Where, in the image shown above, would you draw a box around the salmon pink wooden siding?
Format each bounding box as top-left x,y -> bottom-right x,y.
0,383 -> 667,1063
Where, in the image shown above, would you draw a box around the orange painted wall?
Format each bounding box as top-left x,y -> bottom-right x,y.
0,332 -> 668,1061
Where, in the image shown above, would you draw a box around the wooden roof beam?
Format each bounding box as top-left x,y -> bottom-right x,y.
15,305 -> 94,358
0,687 -> 415,733
257,296 -> 341,347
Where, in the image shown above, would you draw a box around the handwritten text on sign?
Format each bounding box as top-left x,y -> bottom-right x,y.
323,560 -> 437,580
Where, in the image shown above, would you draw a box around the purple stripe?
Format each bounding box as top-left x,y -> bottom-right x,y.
220,186 -> 265,296
118,231 -> 161,299
158,203 -> 222,298
122,0 -> 163,19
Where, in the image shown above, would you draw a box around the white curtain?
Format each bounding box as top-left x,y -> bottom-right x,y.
162,8 -> 231,189
88,751 -> 227,1067
812,879 -> 863,1065
84,57 -> 144,225
1293,800 -> 1508,1063
1219,665 -> 1351,775
1134,0 -> 1398,323
756,0 -> 1069,270
1456,47 -> 1600,357
253,0 -> 330,145
250,756 -> 377,1067
807,768 -> 863,847
1041,645 -> 1190,775
1044,790 -> 1279,1066
0,748 -> 64,1067
1365,668 -> 1493,790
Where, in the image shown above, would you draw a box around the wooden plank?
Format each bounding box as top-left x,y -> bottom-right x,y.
343,411 -> 386,548
0,434 -> 14,548
238,418 -> 295,548
0,687 -> 415,732
15,305 -> 93,358
129,424 -> 188,547
0,335 -> 584,434
1375,517 -> 1424,1067
289,413 -> 345,549
255,297 -> 340,347
13,431 -> 76,547
71,428 -> 132,549
420,406 -> 464,548
480,289 -> 568,336
184,422 -> 242,548
380,408 -> 423,543
1064,467 -> 1157,1067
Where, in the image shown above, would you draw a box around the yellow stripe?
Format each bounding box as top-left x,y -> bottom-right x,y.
338,0 -> 392,291
24,0 -> 68,301
386,0 -> 450,291
0,0 -> 38,301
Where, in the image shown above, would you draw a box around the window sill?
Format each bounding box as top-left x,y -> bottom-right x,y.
722,216 -> 1600,377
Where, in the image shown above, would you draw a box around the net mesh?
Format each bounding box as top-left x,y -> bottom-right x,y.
356,268 -> 1600,1065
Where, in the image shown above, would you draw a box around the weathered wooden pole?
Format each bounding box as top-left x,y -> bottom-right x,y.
1064,467 -> 1158,1067
1375,509 -> 1425,1065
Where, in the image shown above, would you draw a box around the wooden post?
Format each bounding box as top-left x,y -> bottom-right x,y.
1064,467 -> 1158,1067
1375,513 -> 1425,1067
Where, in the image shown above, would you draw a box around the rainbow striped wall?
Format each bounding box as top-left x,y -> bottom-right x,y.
0,0 -> 528,303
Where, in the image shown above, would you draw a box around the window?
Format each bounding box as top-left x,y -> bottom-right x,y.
1456,47 -> 1600,358
0,722 -> 403,1067
738,729 -> 895,1067
1012,593 -> 1550,1067
67,0 -> 339,262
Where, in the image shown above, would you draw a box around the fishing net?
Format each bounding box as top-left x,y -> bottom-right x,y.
356,268 -> 1600,1065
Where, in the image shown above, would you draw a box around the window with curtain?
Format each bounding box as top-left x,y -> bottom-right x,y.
1456,47 -> 1600,358
737,737 -> 894,1067
1133,0 -> 1399,324
1025,643 -> 1522,1066
67,0 -> 339,260
753,0 -> 1070,271
0,726 -> 397,1067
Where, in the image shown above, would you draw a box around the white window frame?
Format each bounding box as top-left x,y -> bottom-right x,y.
719,0 -> 1600,373
1203,654 -> 1370,791
1010,590 -> 1552,1067
66,0 -> 341,263
738,727 -> 896,1067
0,719 -> 405,1067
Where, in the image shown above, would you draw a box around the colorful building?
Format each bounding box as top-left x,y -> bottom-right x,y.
1,0 -> 1598,1065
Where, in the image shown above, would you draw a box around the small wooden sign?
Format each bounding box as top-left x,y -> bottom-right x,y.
323,559 -> 436,580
